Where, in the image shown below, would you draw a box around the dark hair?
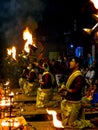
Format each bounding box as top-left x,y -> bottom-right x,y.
28,71 -> 36,82
70,56 -> 82,68
44,63 -> 48,68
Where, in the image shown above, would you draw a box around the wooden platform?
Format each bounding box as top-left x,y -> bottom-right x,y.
20,104 -> 60,116
12,90 -> 62,129
27,122 -> 98,130
11,89 -> 98,129
13,92 -> 98,115
27,121 -> 60,130
14,94 -> 36,102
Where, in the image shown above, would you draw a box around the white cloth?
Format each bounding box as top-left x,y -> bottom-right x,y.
85,70 -> 95,83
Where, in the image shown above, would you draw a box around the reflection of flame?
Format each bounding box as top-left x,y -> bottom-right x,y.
23,27 -> 33,53
90,0 -> 98,9
7,46 -> 16,60
46,109 -> 64,128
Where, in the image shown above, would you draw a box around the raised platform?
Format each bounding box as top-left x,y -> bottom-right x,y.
27,121 -> 59,130
13,91 -> 98,115
11,89 -> 98,129
13,91 -> 61,117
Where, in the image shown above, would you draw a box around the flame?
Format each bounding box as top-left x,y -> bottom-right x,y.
46,109 -> 64,128
12,46 -> 16,60
7,46 -> 16,60
7,49 -> 12,55
90,0 -> 98,9
23,27 -> 33,53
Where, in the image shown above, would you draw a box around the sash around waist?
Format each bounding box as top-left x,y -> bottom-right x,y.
64,99 -> 82,104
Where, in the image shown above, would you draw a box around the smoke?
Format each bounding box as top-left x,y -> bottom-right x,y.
0,0 -> 47,49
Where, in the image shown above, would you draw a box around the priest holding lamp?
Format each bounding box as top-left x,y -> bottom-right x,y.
58,57 -> 85,128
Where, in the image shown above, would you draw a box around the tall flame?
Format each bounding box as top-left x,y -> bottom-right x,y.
23,27 -> 33,53
90,0 -> 98,9
46,109 -> 64,128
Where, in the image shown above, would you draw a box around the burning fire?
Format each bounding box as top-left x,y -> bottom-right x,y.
23,27 -> 37,53
7,49 -> 12,56
46,109 -> 64,128
7,46 -> 16,60
12,46 -> 16,60
90,0 -> 98,9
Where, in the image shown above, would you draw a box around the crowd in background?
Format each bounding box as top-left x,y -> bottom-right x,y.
0,49 -> 98,128
18,51 -> 98,98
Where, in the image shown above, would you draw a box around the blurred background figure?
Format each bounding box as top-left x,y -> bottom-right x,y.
85,65 -> 95,85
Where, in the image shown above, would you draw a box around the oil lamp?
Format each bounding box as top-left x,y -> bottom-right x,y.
93,14 -> 98,21
83,23 -> 98,35
83,0 -> 98,35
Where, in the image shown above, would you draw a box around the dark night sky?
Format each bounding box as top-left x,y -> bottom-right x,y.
0,0 -> 97,51
36,0 -> 97,46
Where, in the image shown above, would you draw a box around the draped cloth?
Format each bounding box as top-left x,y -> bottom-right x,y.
36,87 -> 53,108
65,70 -> 83,90
36,71 -> 55,108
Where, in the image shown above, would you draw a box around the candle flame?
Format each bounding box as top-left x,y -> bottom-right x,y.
46,109 -> 64,128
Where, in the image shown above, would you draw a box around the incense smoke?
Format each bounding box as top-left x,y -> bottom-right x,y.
0,0 -> 47,48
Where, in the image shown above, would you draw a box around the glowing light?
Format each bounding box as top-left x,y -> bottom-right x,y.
1,118 -> 20,127
12,46 -> 16,60
46,109 -> 64,128
83,23 -> 98,34
23,27 -> 33,53
90,0 -> 98,9
7,46 -> 16,60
